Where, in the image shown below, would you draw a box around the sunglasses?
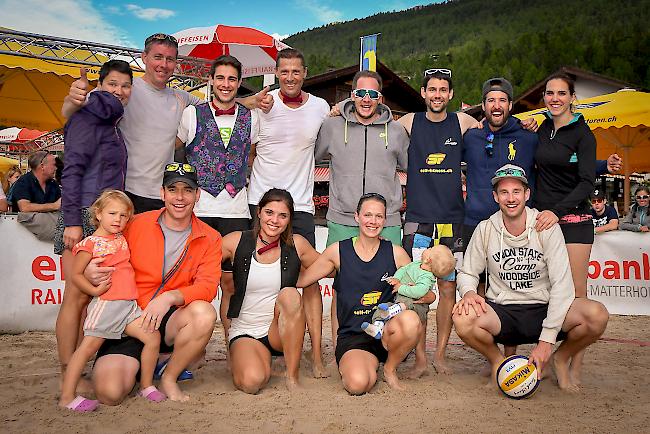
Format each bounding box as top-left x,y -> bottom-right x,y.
145,33 -> 178,48
424,68 -> 452,78
165,163 -> 196,174
37,151 -> 51,166
495,167 -> 526,178
637,195 -> 649,200
485,132 -> 494,157
591,199 -> 605,204
352,88 -> 382,100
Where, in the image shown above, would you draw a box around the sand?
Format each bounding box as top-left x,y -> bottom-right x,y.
1,313 -> 649,433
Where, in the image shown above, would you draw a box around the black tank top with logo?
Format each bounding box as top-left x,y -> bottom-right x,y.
406,112 -> 464,223
335,238 -> 397,337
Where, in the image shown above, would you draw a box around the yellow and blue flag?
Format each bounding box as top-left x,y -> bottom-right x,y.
360,34 -> 378,71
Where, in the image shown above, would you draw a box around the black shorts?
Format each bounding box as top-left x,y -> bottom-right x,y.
199,217 -> 251,272
249,204 -> 316,247
461,224 -> 486,284
559,221 -> 594,244
96,306 -> 178,361
335,333 -> 388,365
126,191 -> 164,215
487,300 -> 568,346
402,222 -> 464,258
229,334 -> 283,357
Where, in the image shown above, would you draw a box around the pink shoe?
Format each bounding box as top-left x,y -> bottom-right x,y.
138,386 -> 167,403
65,396 -> 99,412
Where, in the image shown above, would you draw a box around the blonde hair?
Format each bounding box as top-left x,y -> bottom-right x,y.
2,166 -> 22,192
422,245 -> 456,278
89,190 -> 134,228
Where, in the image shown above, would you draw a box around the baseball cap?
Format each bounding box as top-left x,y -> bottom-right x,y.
163,163 -> 198,189
491,164 -> 528,186
591,188 -> 605,200
482,77 -> 514,101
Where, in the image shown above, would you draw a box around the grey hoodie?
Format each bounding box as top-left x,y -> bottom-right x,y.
457,207 -> 575,344
314,98 -> 409,227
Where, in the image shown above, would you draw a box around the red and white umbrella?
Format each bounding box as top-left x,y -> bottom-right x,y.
172,25 -> 290,78
0,127 -> 47,143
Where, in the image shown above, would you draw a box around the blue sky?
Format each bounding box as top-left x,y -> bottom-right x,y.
0,0 -> 434,48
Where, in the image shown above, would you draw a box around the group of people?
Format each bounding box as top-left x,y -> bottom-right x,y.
591,185 -> 649,234
37,31 -> 632,412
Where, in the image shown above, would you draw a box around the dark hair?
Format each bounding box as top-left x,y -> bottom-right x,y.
635,185 -> 650,197
28,151 -> 50,170
210,55 -> 242,80
143,33 -> 178,57
276,48 -> 306,68
545,72 -> 575,95
99,59 -> 133,84
356,193 -> 387,214
254,188 -> 295,246
352,70 -> 383,91
422,73 -> 453,91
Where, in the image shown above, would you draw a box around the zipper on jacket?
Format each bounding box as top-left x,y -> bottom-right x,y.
362,125 -> 368,194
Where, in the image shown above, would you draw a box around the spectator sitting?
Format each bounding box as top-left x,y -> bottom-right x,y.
590,188 -> 618,234
11,151 -> 61,212
3,166 -> 23,211
0,181 -> 7,212
619,186 -> 649,233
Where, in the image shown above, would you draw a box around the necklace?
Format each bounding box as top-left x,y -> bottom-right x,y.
257,233 -> 279,255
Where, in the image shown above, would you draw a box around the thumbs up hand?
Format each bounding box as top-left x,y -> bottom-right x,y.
69,67 -> 90,106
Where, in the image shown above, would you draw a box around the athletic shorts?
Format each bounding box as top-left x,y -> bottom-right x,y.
96,306 -> 178,362
559,219 -> 594,244
461,224 -> 486,284
487,300 -> 568,346
403,222 -> 464,256
326,220 -> 402,247
126,191 -> 164,215
250,204 -> 316,247
53,208 -> 95,255
84,298 -> 141,340
199,216 -> 251,272
229,334 -> 283,357
335,333 -> 388,365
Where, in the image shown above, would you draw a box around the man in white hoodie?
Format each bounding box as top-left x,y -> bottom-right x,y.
453,164 -> 608,392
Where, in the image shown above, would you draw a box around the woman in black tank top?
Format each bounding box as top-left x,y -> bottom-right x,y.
297,193 -> 421,394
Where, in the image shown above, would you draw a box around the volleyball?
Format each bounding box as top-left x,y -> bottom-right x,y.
496,355 -> 539,399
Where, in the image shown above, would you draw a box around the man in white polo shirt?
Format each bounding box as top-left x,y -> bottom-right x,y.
247,48 -> 330,378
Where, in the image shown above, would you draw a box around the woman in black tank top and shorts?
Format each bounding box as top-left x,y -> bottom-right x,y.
533,73 -> 597,386
298,193 -> 421,394
221,189 -> 320,393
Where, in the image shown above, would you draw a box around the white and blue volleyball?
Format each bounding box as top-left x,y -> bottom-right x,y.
496,355 -> 539,399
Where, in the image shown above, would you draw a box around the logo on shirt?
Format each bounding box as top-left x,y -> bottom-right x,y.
569,152 -> 578,163
426,153 -> 446,165
444,137 -> 458,146
360,291 -> 382,306
508,140 -> 517,161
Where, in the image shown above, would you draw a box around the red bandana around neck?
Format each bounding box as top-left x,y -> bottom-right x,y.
257,234 -> 280,255
280,90 -> 303,104
211,100 -> 236,116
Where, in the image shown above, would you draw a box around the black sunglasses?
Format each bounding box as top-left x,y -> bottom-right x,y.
145,33 -> 178,48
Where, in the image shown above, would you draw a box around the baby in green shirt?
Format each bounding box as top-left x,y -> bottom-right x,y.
362,245 -> 456,339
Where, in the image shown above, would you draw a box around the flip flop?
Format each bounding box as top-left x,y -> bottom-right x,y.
153,359 -> 193,381
65,396 -> 99,412
138,386 -> 167,403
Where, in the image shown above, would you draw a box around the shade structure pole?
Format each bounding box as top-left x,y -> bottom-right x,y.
623,146 -> 631,214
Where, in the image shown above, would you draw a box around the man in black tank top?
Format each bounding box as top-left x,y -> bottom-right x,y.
397,69 -> 480,375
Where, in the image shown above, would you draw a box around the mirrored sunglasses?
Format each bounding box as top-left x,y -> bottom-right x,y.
352,88 -> 382,100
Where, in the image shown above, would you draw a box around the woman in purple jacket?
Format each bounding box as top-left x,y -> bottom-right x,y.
54,60 -> 133,384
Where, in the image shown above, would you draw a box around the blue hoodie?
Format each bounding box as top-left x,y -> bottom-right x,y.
61,91 -> 126,226
463,117 -> 538,227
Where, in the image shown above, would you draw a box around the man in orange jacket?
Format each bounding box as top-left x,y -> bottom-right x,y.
87,163 -> 221,403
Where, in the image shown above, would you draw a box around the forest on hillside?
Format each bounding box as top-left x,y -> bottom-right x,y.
284,0 -> 650,110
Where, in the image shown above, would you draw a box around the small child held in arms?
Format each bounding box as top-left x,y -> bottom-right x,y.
362,245 -> 456,339
59,190 -> 165,412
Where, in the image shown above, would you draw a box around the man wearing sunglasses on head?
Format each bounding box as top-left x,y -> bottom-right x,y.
62,33 -> 272,214
84,163 -> 222,403
397,68 -> 480,376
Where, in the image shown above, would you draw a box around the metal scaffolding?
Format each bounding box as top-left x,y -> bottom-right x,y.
0,28 -> 212,157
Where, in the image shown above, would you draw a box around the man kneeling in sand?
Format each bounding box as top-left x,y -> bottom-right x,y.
452,165 -> 608,392
85,164 -> 221,402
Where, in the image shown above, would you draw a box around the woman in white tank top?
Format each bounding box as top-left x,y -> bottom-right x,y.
220,189 -> 319,393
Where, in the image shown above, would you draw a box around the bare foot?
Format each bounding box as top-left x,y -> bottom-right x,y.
569,360 -> 583,386
312,361 -> 330,378
406,362 -> 429,379
551,354 -> 580,393
159,377 -> 190,402
286,377 -> 301,391
383,367 -> 405,391
432,356 -> 453,375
